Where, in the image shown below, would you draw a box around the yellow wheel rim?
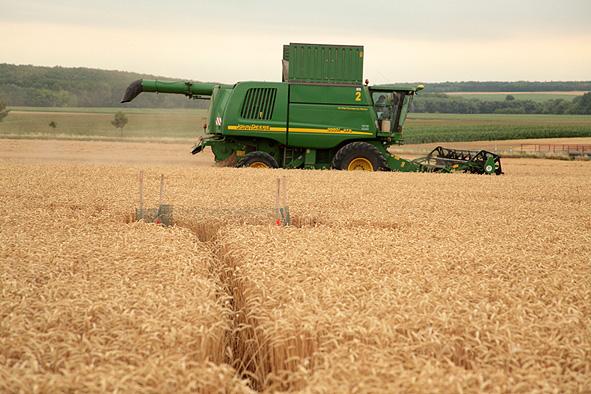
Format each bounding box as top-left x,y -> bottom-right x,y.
249,161 -> 269,168
347,158 -> 374,171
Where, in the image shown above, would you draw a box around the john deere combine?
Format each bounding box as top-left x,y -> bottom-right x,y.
122,43 -> 502,174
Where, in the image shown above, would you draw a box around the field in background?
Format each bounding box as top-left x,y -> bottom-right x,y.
1,107 -> 591,144
444,91 -> 586,102
405,113 -> 591,143
0,107 -> 207,141
1,139 -> 589,392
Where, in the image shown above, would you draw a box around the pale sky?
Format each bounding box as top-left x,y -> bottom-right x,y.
1,0 -> 590,84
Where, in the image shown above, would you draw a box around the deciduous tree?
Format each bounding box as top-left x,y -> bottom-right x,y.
111,111 -> 128,137
0,101 -> 9,122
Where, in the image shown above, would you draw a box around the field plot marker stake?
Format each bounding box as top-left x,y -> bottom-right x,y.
274,177 -> 291,226
275,178 -> 281,225
154,174 -> 165,225
134,172 -> 172,225
282,176 -> 291,226
159,174 -> 164,206
138,170 -> 144,220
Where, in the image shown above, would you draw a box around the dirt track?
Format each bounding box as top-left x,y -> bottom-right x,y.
0,139 -> 213,166
1,138 -> 589,175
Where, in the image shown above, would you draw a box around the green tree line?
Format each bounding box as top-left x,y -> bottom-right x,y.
0,63 -> 209,108
419,81 -> 591,93
412,93 -> 591,115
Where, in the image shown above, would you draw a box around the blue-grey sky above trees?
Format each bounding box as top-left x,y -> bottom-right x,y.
1,0 -> 590,83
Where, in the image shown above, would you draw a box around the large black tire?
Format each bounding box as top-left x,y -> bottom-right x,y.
236,151 -> 279,169
332,142 -> 388,171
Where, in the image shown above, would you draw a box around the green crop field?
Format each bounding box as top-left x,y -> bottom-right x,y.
444,92 -> 584,102
404,113 -> 591,143
1,107 -> 590,144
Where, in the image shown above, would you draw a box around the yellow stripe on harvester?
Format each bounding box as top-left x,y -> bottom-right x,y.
227,125 -> 286,132
289,128 -> 373,136
337,106 -> 368,111
227,125 -> 373,136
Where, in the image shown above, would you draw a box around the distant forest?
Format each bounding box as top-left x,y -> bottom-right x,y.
421,81 -> 591,93
0,63 -> 590,114
0,64 -> 208,108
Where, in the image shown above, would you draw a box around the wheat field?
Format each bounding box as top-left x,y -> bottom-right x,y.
1,140 -> 590,392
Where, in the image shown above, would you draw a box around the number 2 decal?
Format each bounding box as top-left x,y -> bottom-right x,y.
354,91 -> 362,102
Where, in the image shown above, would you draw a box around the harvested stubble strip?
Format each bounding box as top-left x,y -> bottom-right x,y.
217,224 -> 590,392
0,210 -> 251,393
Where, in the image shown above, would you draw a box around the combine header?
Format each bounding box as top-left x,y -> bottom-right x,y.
122,43 -> 502,174
413,147 -> 502,174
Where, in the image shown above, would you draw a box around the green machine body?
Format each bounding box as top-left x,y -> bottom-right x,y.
121,43 -> 502,174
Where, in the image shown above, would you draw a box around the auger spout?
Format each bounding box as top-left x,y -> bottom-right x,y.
121,79 -> 226,103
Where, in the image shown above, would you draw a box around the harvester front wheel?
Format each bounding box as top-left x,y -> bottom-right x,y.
237,151 -> 279,169
332,142 -> 388,171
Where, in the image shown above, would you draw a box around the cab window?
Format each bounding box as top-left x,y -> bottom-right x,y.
372,92 -> 404,132
372,92 -> 392,121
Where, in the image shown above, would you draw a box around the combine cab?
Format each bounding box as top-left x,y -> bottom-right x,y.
122,43 -> 502,175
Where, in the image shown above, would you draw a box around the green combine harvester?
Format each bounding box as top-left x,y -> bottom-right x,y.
122,43 -> 502,174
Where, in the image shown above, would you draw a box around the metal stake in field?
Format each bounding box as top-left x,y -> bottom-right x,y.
134,171 -> 173,226
156,174 -> 173,226
275,177 -> 290,226
159,174 -> 164,206
138,170 -> 144,220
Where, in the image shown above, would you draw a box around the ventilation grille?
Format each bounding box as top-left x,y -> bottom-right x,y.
240,88 -> 277,120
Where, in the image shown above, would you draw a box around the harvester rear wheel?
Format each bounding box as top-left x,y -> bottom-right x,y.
236,151 -> 279,169
332,142 -> 388,171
